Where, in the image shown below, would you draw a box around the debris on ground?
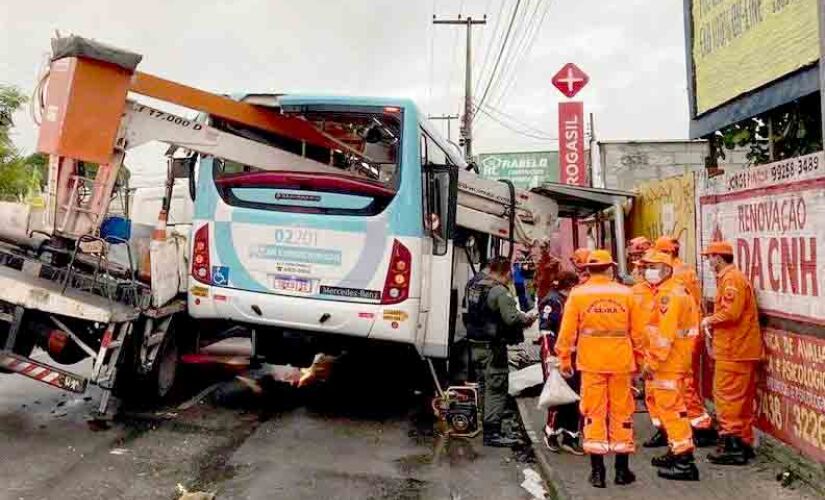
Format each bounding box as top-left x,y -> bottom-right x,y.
777,470 -> 797,488
520,468 -> 547,499
109,448 -> 129,456
176,483 -> 216,500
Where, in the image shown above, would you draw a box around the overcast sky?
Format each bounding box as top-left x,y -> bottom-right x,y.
1,0 -> 689,180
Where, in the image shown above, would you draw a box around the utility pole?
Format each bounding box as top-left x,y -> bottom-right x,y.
428,114 -> 459,141
819,0 -> 825,146
588,112 -> 602,188
433,15 -> 486,162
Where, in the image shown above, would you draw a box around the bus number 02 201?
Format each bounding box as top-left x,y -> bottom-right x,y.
274,228 -> 318,247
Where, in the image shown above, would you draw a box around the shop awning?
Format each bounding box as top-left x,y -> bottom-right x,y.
532,182 -> 636,219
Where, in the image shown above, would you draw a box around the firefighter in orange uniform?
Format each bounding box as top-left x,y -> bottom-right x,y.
629,251 -> 666,447
653,237 -> 716,446
626,237 -> 652,283
638,251 -> 701,481
701,241 -> 764,465
556,250 -> 645,489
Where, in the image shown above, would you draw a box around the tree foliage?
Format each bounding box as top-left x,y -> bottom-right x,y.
715,93 -> 822,166
0,84 -> 46,201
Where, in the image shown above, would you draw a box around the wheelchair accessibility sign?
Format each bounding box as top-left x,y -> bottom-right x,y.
212,266 -> 230,286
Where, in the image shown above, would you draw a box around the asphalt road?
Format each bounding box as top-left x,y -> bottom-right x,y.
0,346 -> 539,500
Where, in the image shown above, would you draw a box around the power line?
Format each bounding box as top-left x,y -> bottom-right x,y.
482,0 -> 535,110
475,100 -> 593,144
490,0 -> 553,109
474,100 -> 556,139
476,100 -> 553,137
433,15 -> 487,160
488,0 -> 541,103
473,0 -> 522,120
474,0 -> 508,92
473,103 -> 556,141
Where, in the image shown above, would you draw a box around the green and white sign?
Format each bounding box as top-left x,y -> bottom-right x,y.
475,151 -> 559,189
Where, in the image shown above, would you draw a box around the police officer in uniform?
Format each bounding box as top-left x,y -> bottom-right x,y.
465,256 -> 538,447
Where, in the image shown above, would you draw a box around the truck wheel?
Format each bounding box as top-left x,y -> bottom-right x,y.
151,332 -> 179,400
114,320 -> 179,404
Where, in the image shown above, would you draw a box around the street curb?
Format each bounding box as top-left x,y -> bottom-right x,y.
515,397 -> 571,500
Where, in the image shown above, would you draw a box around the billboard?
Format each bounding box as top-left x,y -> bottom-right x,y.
698,152 -> 824,322
698,151 -> 825,462
685,0 -> 821,137
475,151 -> 559,189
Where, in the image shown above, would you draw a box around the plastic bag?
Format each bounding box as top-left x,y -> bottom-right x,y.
508,363 -> 544,396
537,366 -> 580,410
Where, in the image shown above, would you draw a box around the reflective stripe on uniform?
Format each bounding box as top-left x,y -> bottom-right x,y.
582,328 -> 627,338
583,440 -> 610,455
690,414 -> 713,429
670,437 -> 694,454
576,284 -> 630,295
654,336 -> 672,348
650,379 -> 679,390
611,441 -> 636,453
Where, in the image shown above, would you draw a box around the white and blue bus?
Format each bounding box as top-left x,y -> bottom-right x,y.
187,95 -> 471,366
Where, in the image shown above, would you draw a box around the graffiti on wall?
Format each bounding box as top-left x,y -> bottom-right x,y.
628,173 -> 697,266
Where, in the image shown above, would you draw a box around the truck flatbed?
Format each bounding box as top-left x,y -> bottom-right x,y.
0,265 -> 140,323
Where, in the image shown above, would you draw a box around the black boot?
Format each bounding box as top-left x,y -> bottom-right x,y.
658,452 -> 700,481
707,436 -> 748,465
651,449 -> 675,468
560,431 -> 585,456
588,455 -> 606,489
693,427 -> 719,448
483,427 -> 521,448
614,454 -> 636,486
643,428 -> 668,448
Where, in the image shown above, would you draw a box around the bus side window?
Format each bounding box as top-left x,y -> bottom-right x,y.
421,130 -> 456,256
427,170 -> 450,255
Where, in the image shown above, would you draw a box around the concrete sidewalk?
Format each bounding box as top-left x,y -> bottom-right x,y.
516,394 -> 818,500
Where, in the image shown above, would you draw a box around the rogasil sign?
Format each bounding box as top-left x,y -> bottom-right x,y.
558,101 -> 585,186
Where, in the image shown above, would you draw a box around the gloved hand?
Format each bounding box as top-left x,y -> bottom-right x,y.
560,365 -> 574,379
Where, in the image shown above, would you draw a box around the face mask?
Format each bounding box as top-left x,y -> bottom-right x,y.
644,268 -> 663,285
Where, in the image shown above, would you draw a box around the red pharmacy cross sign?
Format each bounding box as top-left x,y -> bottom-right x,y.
552,63 -> 589,98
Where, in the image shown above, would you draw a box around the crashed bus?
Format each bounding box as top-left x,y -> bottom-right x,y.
0,36 -> 630,421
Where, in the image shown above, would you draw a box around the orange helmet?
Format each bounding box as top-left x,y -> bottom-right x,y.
702,240 -> 734,256
570,248 -> 591,269
627,236 -> 652,256
654,236 -> 677,254
582,249 -> 616,267
640,250 -> 674,267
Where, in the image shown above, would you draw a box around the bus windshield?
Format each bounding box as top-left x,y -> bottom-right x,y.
212,106 -> 403,215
